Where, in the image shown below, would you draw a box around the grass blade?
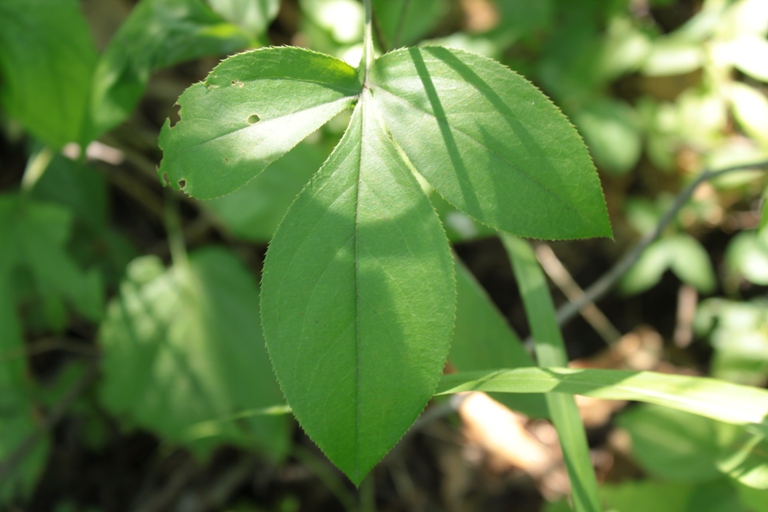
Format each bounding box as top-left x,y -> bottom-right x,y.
502,235 -> 602,512
437,367 -> 768,433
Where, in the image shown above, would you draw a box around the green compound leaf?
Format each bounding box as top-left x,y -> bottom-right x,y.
158,47 -> 362,199
261,93 -> 456,484
159,44 -> 612,484
0,0 -> 97,148
99,248 -> 289,460
86,0 -> 253,141
368,47 -> 612,240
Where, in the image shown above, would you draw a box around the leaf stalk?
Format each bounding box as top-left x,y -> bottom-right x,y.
361,0 -> 374,86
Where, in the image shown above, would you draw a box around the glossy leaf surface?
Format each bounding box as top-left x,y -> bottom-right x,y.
158,47 -> 361,198
261,95 -> 456,484
369,47 -> 612,239
99,249 -> 289,459
0,0 -> 97,147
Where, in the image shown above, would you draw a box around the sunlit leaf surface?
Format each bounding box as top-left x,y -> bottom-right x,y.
158,47 -> 361,198
261,96 -> 455,483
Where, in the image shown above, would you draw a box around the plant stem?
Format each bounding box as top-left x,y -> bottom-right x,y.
552,160 -> 768,331
361,0 -> 374,86
165,194 -> 188,268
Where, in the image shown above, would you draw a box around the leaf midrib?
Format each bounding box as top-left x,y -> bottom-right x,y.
353,97 -> 367,482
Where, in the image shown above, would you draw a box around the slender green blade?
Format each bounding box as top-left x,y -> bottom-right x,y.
261,92 -> 456,484
369,47 -> 611,240
437,367 -> 768,432
503,235 -> 602,512
450,259 -> 549,418
0,0 -> 97,147
158,47 -> 362,198
99,249 -> 290,460
86,0 -> 253,141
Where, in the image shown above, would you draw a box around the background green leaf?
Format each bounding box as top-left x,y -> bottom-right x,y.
0,0 -> 97,147
0,195 -> 103,325
600,480 -> 747,512
695,298 -> 768,386
571,97 -> 642,176
205,141 -> 327,241
726,230 -> 768,286
619,404 -> 768,489
617,405 -> 726,482
86,0 -> 254,141
0,275 -> 49,503
99,248 -> 289,460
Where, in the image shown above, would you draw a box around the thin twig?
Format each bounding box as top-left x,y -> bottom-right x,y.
132,457 -> 200,512
0,337 -> 99,365
553,160 -> 768,329
0,362 -> 100,483
534,244 -> 623,345
186,456 -> 260,512
292,445 -> 358,511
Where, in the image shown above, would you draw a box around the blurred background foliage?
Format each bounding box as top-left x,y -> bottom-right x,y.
1,0 -> 768,511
